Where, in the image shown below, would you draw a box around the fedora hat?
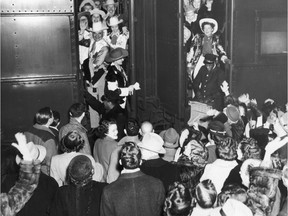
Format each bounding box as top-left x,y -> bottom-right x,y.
79,0 -> 97,12
138,133 -> 166,154
16,142 -> 46,164
108,16 -> 123,26
159,128 -> 179,148
90,8 -> 106,19
103,0 -> 119,9
92,21 -> 108,33
199,18 -> 218,34
105,47 -> 128,62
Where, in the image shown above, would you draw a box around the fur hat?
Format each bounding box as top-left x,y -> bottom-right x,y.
68,155 -> 93,186
105,47 -> 128,62
159,128 -> 179,148
16,141 -> 46,164
203,53 -> 217,64
225,105 -> 241,123
138,132 -> 166,154
199,18 -> 218,34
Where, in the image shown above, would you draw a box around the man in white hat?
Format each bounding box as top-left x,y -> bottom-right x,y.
138,132 -> 180,191
86,21 -> 109,128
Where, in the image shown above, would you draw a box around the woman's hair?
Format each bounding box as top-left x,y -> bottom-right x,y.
239,137 -> 262,161
218,184 -> 247,206
35,107 -> 53,125
201,22 -> 215,30
164,182 -> 193,216
120,142 -> 141,169
195,179 -> 217,208
216,137 -> 237,161
96,119 -> 117,139
60,131 -> 84,153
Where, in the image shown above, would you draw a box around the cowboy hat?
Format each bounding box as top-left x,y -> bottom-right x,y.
107,16 -> 123,26
105,47 -> 128,62
16,141 -> 46,164
78,11 -> 90,20
92,21 -> 108,33
79,0 -> 97,12
90,8 -> 106,19
103,0 -> 119,9
138,133 -> 166,154
199,18 -> 218,34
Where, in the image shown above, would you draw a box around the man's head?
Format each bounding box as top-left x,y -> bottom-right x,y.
125,118 -> 140,136
203,53 -> 216,71
50,110 -> 60,127
120,142 -> 142,169
103,0 -> 118,17
140,121 -> 154,136
69,103 -> 86,123
35,107 -> 54,127
92,21 -> 108,42
223,105 -> 241,124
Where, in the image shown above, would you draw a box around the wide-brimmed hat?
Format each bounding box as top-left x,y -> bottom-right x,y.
103,0 -> 119,9
79,0 -> 97,12
159,128 -> 179,148
199,18 -> 218,34
203,53 -> 217,64
16,142 -> 46,164
92,21 -> 108,32
107,16 -> 123,26
138,132 -> 166,154
105,47 -> 128,62
78,11 -> 90,20
90,8 -> 106,19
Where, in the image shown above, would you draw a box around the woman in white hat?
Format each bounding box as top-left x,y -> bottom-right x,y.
104,16 -> 129,49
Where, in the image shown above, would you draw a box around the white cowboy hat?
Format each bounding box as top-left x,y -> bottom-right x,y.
103,0 -> 119,9
107,16 -> 123,26
16,142 -> 46,164
138,133 -> 166,154
90,8 -> 106,19
92,21 -> 108,33
79,0 -> 97,12
199,18 -> 218,34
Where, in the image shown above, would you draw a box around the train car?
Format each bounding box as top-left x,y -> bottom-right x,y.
1,0 -> 287,144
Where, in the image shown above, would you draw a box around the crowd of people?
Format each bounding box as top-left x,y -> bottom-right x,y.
1,0 -> 288,216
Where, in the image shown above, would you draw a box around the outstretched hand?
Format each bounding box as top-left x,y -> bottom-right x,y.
11,133 -> 32,161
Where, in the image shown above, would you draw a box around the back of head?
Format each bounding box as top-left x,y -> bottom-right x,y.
69,103 -> 86,118
35,107 -> 53,125
218,184 -> 247,206
96,119 -> 116,139
51,110 -> 61,127
195,179 -> 217,208
208,121 -> 227,143
238,137 -> 262,161
164,182 -> 192,216
60,131 -> 84,153
126,118 -> 140,136
216,137 -> 237,161
120,142 -> 141,169
140,121 -> 153,135
67,155 -> 93,187
225,105 -> 241,123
